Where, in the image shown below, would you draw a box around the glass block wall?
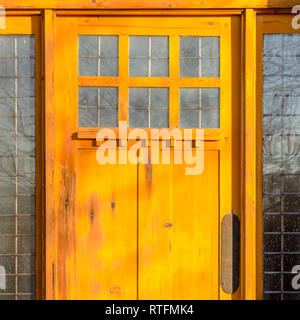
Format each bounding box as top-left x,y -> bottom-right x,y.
263,34 -> 300,300
0,35 -> 36,300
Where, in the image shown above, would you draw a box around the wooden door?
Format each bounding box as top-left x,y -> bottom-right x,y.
49,14 -> 241,300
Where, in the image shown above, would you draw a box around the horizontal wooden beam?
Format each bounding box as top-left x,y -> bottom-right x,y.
0,0 -> 299,10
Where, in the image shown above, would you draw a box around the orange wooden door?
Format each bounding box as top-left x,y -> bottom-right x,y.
49,14 -> 241,300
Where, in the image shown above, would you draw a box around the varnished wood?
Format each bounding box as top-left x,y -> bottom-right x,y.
44,10 -> 56,300
244,9 -> 261,300
0,0 -> 298,9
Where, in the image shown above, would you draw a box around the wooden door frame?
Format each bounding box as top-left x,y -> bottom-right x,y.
3,1 -> 299,300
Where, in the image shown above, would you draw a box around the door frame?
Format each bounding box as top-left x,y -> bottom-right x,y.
2,1 -> 299,300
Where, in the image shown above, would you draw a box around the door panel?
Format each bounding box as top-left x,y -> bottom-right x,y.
76,149 -> 137,299
138,150 -> 219,299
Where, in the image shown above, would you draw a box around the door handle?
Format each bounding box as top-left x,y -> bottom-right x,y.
221,213 -> 240,294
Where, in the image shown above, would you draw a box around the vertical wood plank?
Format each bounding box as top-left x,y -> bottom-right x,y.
244,9 -> 262,300
138,150 -> 219,299
44,9 -> 56,300
169,36 -> 180,128
119,35 -> 129,123
219,17 -> 233,300
35,14 -> 44,300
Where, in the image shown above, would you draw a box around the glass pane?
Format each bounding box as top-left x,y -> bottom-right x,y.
180,59 -> 199,78
150,88 -> 168,107
129,88 -> 149,107
201,109 -> 219,128
129,108 -> 148,128
79,58 -> 98,76
180,36 -> 220,78
201,58 -> 219,78
263,34 -> 300,300
129,36 -> 149,57
129,58 -> 148,77
100,36 -> 118,57
180,109 -> 199,129
0,36 -> 14,57
79,35 -> 118,76
129,88 -> 169,128
0,35 -> 36,301
79,36 -> 98,57
78,87 -> 118,127
180,88 -> 220,128
129,36 -> 169,77
100,57 -> 118,77
151,36 -> 169,57
150,59 -> 169,77
150,109 -> 169,128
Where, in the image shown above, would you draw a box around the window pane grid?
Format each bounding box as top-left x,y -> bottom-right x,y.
180,88 -> 220,128
263,34 -> 300,300
78,35 -> 220,129
78,87 -> 118,127
129,87 -> 169,128
180,36 -> 220,78
79,36 -> 119,77
129,36 -> 169,78
0,35 -> 36,300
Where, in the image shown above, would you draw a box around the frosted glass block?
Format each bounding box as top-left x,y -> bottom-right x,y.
100,87 -> 118,107
0,36 -> 14,57
150,109 -> 169,128
130,36 -> 149,57
150,88 -> 168,107
78,109 -> 98,127
151,59 -> 168,77
180,37 -> 198,58
129,88 -> 149,107
78,87 -> 98,107
17,216 -> 35,235
201,59 -> 219,77
129,108 -> 148,128
100,57 -> 118,76
151,37 -> 169,57
79,35 -> 98,57
201,109 -> 219,128
180,109 -> 199,128
180,88 -> 199,108
180,59 -> 199,77
17,59 -> 35,77
17,36 -> 35,58
130,59 -> 148,77
79,58 -> 98,76
100,36 -> 118,57
100,109 -> 118,127
17,196 -> 35,215
201,88 -> 220,107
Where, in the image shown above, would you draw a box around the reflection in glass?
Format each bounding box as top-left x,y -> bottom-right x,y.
0,35 -> 36,300
263,34 -> 300,300
179,88 -> 220,128
129,36 -> 169,77
180,37 -> 220,78
79,35 -> 118,77
78,87 -> 118,127
129,88 -> 169,128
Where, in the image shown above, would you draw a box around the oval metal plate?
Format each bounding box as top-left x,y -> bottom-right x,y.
221,213 -> 240,294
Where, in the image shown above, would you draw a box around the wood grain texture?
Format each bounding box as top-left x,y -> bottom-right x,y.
244,9 -> 259,300
44,9 -> 56,300
49,16 -> 79,300
47,14 -> 242,300
0,0 -> 299,9
138,150 -> 219,299
74,150 -> 138,299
